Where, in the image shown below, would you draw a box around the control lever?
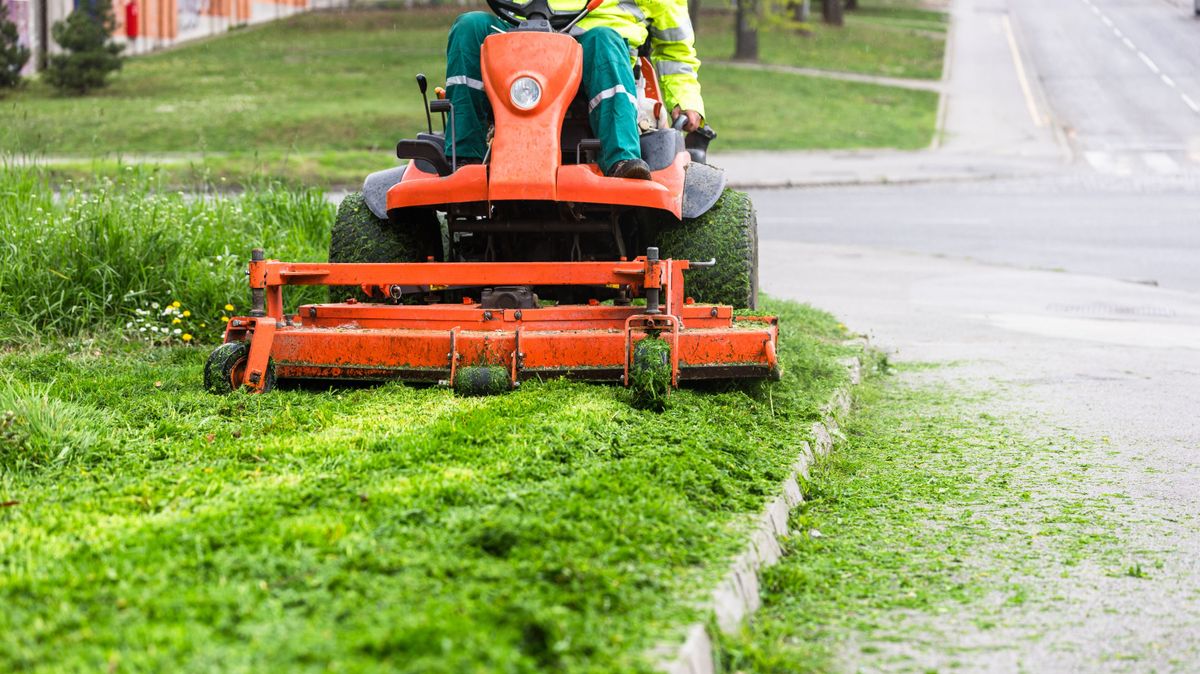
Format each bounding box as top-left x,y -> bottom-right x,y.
560,0 -> 604,34
416,73 -> 433,135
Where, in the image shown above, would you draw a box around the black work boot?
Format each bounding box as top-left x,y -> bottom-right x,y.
606,158 -> 652,180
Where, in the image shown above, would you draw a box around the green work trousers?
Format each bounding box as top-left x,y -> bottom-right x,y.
444,12 -> 641,173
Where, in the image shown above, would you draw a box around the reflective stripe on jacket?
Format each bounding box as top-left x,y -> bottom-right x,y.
564,0 -> 704,118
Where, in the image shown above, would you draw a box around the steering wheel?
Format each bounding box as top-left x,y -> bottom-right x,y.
486,0 -> 585,30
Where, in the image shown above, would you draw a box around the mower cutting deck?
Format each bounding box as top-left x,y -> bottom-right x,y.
206,248 -> 779,401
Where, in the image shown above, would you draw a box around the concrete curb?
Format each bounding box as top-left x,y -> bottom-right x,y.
653,351 -> 865,674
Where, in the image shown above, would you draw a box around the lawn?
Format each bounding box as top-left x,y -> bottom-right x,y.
697,5 -> 948,81
1,5 -> 941,187
0,168 -> 860,672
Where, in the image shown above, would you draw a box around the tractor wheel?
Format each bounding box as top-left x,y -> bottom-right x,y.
327,191 -> 442,303
629,337 -> 672,411
652,189 -> 758,310
204,342 -> 275,394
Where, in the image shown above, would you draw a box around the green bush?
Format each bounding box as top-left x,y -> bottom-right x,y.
44,0 -> 124,94
0,0 -> 30,89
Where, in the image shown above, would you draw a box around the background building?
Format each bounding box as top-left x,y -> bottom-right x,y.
2,0 -> 348,73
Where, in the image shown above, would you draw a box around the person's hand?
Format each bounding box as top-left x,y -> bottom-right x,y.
672,106 -> 703,132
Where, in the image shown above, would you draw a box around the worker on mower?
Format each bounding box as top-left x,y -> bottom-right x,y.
444,0 -> 704,181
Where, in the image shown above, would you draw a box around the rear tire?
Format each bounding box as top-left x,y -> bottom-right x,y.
327,191 -> 442,303
651,189 -> 758,310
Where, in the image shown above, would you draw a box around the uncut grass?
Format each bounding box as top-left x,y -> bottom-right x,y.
0,166 -> 331,342
0,299 -> 852,672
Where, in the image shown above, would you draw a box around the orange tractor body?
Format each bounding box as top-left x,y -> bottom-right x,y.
207,0 -> 776,401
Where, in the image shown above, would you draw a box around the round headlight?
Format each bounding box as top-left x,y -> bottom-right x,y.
510,77 -> 542,110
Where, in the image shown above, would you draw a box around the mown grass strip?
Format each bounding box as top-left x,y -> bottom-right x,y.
0,169 -> 860,671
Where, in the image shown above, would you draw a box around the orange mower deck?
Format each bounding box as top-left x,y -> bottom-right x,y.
217,250 -> 779,394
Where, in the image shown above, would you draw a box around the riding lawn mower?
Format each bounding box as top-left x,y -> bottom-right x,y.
204,0 -> 777,407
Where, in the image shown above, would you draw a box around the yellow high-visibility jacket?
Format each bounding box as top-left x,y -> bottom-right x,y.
565,0 -> 705,118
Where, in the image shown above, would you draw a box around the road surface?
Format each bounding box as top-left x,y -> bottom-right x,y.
755,0 -> 1200,670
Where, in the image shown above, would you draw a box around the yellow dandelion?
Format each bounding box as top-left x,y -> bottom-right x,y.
182,333 -> 193,342
221,316 -> 230,323
172,318 -> 182,325
182,310 -> 191,317
171,300 -> 181,308
199,322 -> 207,328
224,303 -> 235,312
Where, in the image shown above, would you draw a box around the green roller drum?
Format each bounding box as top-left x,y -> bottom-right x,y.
629,337 -> 672,411
454,365 -> 513,396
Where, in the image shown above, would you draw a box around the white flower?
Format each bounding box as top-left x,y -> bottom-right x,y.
173,328 -> 182,335
126,322 -> 133,328
151,302 -> 160,309
139,327 -> 147,332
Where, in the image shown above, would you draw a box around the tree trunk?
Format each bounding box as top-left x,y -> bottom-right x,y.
822,0 -> 843,26
688,0 -> 701,31
734,0 -> 758,61
844,0 -> 857,9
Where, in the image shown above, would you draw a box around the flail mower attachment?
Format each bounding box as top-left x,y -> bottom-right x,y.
205,247 -> 779,404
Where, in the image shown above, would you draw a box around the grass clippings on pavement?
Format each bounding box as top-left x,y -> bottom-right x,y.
719,368 -> 1131,673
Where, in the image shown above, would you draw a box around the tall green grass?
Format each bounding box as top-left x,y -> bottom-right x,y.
0,166 -> 332,343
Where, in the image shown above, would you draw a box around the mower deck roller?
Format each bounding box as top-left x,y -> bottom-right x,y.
209,248 -> 779,396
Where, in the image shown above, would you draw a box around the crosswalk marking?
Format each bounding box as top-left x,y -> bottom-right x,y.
1141,152 -> 1179,174
1083,151 -> 1194,175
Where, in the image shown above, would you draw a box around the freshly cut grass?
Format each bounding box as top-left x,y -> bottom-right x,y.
0,170 -> 860,670
0,298 -> 856,672
718,374 -> 1122,672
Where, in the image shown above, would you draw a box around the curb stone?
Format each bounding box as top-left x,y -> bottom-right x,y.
653,349 -> 865,674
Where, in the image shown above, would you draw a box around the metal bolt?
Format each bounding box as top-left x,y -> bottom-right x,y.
711,308 -> 718,317
483,311 -> 493,321
514,310 -> 523,320
309,307 -> 317,318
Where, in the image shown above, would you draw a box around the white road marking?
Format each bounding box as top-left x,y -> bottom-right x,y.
1078,1 -> 1200,119
1142,153 -> 1179,175
1084,151 -> 1133,176
1002,15 -> 1045,128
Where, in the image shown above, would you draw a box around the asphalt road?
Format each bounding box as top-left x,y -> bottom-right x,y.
755,0 -> 1200,670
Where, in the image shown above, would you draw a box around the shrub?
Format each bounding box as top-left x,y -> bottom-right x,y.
0,0 -> 30,89
44,0 -> 124,94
